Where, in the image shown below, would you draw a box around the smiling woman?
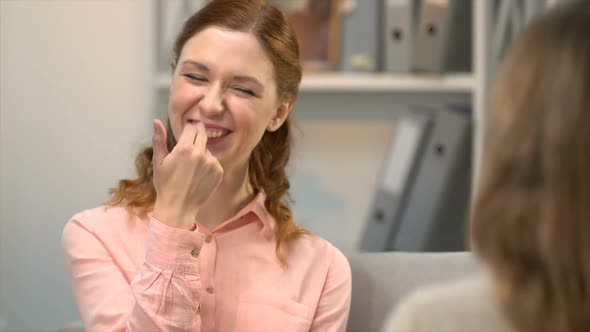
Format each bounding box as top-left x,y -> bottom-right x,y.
167,27 -> 285,184
60,0 -> 351,331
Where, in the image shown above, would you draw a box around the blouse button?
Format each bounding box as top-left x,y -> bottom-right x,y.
206,286 -> 215,294
190,249 -> 200,258
205,235 -> 213,243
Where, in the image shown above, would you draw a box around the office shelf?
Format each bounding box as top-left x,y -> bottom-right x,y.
154,72 -> 474,93
299,72 -> 473,93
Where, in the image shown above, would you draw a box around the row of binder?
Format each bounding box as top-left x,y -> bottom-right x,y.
342,0 -> 553,74
360,105 -> 472,252
157,0 -> 472,74
341,0 -> 472,73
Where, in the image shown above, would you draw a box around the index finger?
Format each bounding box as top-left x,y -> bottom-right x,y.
193,122 -> 208,151
177,121 -> 199,147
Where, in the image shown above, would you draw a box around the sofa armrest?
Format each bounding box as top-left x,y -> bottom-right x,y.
346,251 -> 481,332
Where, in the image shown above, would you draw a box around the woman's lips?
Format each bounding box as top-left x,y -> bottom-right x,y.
186,119 -> 231,144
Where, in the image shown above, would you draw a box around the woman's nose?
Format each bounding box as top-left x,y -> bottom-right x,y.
199,85 -> 225,116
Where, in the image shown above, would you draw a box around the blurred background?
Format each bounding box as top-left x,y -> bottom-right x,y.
0,0 -> 557,331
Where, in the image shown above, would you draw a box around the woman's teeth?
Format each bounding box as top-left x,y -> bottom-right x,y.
206,129 -> 225,138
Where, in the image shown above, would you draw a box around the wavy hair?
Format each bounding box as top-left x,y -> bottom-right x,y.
470,2 -> 590,332
108,0 -> 309,265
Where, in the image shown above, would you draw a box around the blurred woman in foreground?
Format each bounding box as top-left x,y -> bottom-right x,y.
385,1 -> 590,331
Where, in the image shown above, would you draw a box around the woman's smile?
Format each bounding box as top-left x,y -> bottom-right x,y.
186,119 -> 232,145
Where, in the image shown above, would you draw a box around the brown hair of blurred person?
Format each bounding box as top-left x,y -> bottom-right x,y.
107,0 -> 308,266
470,2 -> 590,332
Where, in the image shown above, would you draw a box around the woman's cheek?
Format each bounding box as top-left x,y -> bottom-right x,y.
170,87 -> 204,120
174,83 -> 202,105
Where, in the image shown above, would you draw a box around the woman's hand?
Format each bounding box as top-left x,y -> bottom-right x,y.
151,119 -> 223,230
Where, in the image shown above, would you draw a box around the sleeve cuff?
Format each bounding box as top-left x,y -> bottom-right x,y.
145,217 -> 204,275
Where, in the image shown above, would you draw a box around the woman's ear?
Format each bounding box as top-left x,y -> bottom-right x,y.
267,99 -> 295,132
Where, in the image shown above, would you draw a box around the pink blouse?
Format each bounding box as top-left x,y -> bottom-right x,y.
62,193 -> 351,332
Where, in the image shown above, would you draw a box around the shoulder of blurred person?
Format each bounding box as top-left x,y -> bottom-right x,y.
382,273 -> 514,332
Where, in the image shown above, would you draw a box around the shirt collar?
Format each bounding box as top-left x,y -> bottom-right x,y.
214,191 -> 276,239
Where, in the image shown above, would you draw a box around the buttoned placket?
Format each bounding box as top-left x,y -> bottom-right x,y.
197,229 -> 217,331
183,231 -> 203,325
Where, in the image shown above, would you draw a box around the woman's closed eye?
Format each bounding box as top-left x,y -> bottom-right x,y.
183,73 -> 207,82
233,86 -> 256,97
182,73 -> 257,97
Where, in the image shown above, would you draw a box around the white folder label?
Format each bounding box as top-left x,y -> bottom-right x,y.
382,117 -> 423,194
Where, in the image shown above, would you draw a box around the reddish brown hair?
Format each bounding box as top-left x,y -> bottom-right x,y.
470,2 -> 590,331
109,0 -> 308,265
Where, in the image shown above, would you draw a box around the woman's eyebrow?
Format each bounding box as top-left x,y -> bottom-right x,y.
180,60 -> 209,72
233,76 -> 263,89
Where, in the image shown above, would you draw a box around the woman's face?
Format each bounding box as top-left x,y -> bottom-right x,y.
168,27 -> 291,173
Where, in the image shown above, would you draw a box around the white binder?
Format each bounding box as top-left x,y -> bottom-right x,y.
412,0 -> 472,73
391,106 -> 471,251
360,109 -> 433,252
360,105 -> 472,252
383,0 -> 421,73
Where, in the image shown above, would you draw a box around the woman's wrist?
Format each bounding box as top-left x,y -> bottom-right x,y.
153,203 -> 197,230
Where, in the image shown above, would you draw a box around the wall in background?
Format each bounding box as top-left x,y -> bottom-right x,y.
0,1 -> 151,330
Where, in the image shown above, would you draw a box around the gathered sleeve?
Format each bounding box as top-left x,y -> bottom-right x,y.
62,215 -> 203,332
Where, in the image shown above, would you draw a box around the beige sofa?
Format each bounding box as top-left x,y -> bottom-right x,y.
346,251 -> 481,332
